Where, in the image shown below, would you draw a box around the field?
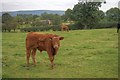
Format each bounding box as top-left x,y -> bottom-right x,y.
2,28 -> 118,78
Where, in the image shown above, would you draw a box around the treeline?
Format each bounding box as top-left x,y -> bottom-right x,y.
2,12 -> 62,32
2,0 -> 120,32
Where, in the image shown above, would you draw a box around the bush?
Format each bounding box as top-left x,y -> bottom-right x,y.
51,25 -> 61,31
68,23 -> 84,30
68,21 -> 117,30
20,26 -> 51,32
94,22 -> 117,29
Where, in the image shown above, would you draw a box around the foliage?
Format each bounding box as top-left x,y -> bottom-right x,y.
51,25 -> 61,31
62,8 -> 74,21
97,10 -> 105,19
40,12 -> 53,20
32,19 -> 50,27
61,0 -> 107,29
2,13 -> 19,32
93,7 -> 120,29
20,25 -> 62,32
2,13 -> 13,23
14,16 -> 24,25
68,22 -> 84,30
72,1 -> 105,29
20,26 -> 52,32
52,14 -> 62,25
94,21 -> 117,29
106,7 -> 120,22
17,14 -> 33,23
2,13 -> 62,32
41,13 -> 62,25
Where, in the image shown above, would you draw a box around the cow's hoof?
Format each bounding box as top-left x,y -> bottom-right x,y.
50,66 -> 54,70
26,64 -> 29,67
33,64 -> 36,67
27,67 -> 30,70
50,67 -> 53,70
22,65 -> 26,67
22,64 -> 29,67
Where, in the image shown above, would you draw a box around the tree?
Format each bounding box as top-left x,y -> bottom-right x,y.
52,14 -> 61,25
72,0 -> 105,29
17,14 -> 34,24
97,10 -> 105,19
106,7 -> 120,22
2,13 -> 18,32
33,15 -> 39,21
2,13 -> 13,32
10,17 -> 19,31
63,8 -> 74,21
40,13 -> 62,25
14,16 -> 24,25
2,13 -> 13,23
41,12 -> 54,20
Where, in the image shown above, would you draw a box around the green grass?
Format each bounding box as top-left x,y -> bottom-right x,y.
2,28 -> 118,78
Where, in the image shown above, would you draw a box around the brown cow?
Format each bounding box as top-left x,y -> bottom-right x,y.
60,24 -> 69,32
26,32 -> 64,69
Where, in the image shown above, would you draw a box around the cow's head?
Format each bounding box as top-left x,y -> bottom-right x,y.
51,36 -> 64,55
38,34 -> 64,55
52,36 -> 64,48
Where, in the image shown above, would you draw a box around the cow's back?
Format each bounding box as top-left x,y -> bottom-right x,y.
26,32 -> 58,49
26,32 -> 43,49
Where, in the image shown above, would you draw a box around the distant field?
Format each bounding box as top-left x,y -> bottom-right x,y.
2,28 -> 118,78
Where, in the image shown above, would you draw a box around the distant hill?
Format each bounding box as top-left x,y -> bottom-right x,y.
1,10 -> 65,16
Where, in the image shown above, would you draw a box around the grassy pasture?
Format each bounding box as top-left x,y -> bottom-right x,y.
2,28 -> 118,78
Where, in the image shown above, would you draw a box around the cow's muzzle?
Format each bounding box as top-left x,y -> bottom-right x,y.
53,45 -> 59,49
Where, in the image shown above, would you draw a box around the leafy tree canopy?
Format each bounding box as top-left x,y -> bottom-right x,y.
72,0 -> 105,29
106,7 -> 120,22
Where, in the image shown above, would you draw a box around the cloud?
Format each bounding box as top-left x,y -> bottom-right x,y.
2,0 -> 78,12
1,0 -> 119,12
99,0 -> 119,12
2,2 -> 21,11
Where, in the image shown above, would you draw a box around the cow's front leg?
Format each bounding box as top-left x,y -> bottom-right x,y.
48,53 -> 54,69
32,48 -> 37,66
50,56 -> 54,69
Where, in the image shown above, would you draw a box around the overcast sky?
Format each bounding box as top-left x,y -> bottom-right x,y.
1,0 -> 120,12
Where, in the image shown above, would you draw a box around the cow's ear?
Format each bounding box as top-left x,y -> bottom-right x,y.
59,37 -> 64,40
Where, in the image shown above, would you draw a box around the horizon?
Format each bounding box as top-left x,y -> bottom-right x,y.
1,9 -> 65,13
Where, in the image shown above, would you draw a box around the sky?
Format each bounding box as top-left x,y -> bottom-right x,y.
1,0 -> 120,12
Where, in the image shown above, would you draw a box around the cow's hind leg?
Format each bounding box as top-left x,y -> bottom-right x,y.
32,48 -> 37,66
26,49 -> 31,67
